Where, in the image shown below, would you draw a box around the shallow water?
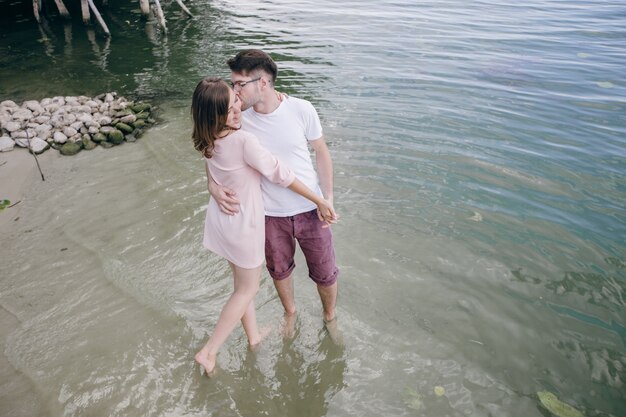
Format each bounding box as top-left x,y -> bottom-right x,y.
1,0 -> 625,416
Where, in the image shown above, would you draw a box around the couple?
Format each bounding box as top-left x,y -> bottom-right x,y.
191,49 -> 340,375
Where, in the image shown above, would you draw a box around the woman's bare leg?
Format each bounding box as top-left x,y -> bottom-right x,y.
195,263 -> 261,374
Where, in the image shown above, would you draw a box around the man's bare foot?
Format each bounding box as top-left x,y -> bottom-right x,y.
249,326 -> 272,352
324,317 -> 344,347
194,350 -> 217,376
280,312 -> 297,339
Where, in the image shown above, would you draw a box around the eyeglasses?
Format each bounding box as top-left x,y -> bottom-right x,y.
231,77 -> 261,90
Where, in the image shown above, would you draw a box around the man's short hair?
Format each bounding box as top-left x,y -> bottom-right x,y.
227,49 -> 278,83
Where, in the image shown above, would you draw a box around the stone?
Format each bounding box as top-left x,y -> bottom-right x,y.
63,126 -> 78,137
132,120 -> 146,130
91,132 -> 107,143
53,131 -> 68,144
59,142 -> 81,156
107,129 -> 124,145
0,136 -> 14,152
135,112 -> 150,120
70,121 -> 84,131
115,122 -> 133,134
105,93 -> 114,102
0,100 -> 17,107
100,126 -> 116,134
11,130 -> 28,139
88,126 -> 100,134
130,103 -> 151,113
35,124 -> 52,138
14,138 -> 29,148
120,114 -> 137,124
125,134 -> 137,143
34,115 -> 51,124
24,100 -> 43,114
3,121 -> 21,132
82,135 -> 97,150
13,109 -> 33,121
29,137 -> 49,154
97,116 -> 112,125
99,141 -> 114,148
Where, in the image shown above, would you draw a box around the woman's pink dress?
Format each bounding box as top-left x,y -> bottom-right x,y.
203,130 -> 295,268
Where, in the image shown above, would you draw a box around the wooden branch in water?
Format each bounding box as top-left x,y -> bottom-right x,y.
153,0 -> 167,33
140,0 -> 150,17
87,0 -> 111,37
81,0 -> 90,24
53,0 -> 70,18
175,0 -> 193,18
32,0 -> 41,22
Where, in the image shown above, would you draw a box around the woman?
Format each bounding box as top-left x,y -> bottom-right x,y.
191,77 -> 336,375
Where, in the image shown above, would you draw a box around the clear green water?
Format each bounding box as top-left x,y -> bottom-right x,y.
1,0 -> 625,416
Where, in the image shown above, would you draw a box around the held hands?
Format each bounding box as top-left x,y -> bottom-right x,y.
316,198 -> 339,227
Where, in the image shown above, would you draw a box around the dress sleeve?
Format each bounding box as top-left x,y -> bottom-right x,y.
242,133 -> 295,187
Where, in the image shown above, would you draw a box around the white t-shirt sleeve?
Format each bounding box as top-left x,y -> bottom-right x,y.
242,132 -> 295,188
303,101 -> 323,141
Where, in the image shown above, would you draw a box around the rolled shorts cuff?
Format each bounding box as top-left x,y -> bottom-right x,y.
269,263 -> 296,281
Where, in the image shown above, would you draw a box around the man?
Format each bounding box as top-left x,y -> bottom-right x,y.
208,49 -> 339,329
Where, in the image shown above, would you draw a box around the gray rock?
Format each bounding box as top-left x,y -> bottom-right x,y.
97,116 -> 111,126
14,138 -> 29,147
0,100 -> 17,107
99,141 -> 114,148
0,136 -> 15,152
100,126 -> 116,134
13,109 -> 33,121
70,121 -> 84,130
34,115 -> 51,124
3,121 -> 21,132
120,114 -> 137,124
11,130 -> 28,139
125,134 -> 137,143
29,137 -> 49,154
63,126 -> 78,137
53,131 -> 68,144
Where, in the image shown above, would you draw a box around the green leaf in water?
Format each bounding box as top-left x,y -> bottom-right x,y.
404,388 -> 424,411
0,199 -> 11,211
537,391 -> 585,417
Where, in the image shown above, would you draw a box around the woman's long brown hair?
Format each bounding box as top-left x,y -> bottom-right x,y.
191,77 -> 234,158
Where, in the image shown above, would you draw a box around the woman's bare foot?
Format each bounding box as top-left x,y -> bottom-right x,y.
194,350 -> 217,376
249,326 -> 272,351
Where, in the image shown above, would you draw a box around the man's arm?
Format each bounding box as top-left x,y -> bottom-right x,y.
205,161 -> 240,215
310,136 -> 334,206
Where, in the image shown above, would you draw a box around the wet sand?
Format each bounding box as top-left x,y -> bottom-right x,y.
0,149 -> 59,417
0,149 -> 59,229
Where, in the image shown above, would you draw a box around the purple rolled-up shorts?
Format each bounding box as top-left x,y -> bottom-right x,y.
264,209 -> 339,287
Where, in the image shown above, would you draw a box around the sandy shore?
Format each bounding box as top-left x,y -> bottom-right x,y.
0,148 -> 59,416
0,149 -> 59,230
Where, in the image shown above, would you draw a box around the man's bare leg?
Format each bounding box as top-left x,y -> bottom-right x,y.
317,281 -> 337,322
318,281 -> 342,345
273,275 -> 297,337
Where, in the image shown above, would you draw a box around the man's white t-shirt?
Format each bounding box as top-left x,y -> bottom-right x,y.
242,96 -> 323,217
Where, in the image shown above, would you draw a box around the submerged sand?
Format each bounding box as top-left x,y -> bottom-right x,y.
0,149 -> 59,229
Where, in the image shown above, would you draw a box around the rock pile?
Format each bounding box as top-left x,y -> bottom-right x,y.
0,93 -> 155,156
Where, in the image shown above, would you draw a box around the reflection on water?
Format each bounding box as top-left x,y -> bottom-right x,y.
1,0 -> 625,416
